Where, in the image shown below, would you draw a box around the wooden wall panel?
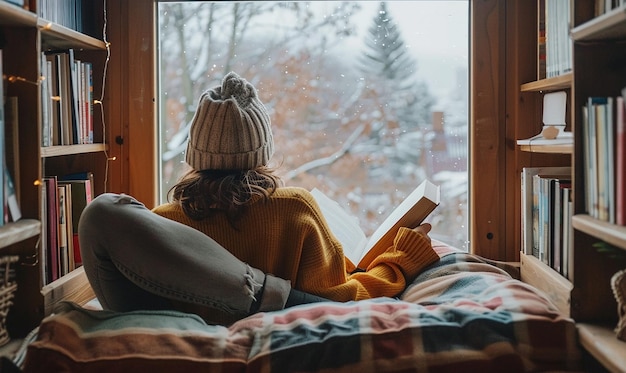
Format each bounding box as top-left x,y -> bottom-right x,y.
470,0 -> 507,259
471,0 -> 569,261
103,0 -> 127,196
106,0 -> 157,207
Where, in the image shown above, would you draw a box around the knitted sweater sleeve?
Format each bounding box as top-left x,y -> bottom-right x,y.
295,192 -> 440,302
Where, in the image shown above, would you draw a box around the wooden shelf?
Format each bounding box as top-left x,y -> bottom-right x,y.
571,5 -> 626,41
0,220 -> 41,250
520,73 -> 572,92
572,215 -> 626,252
0,0 -> 108,337
520,253 -> 572,316
0,3 -> 106,51
38,18 -> 107,50
518,142 -> 573,154
0,1 -> 36,26
41,266 -> 95,315
577,323 -> 626,373
41,143 -> 107,158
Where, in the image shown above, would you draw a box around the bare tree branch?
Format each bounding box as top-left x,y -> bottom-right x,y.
284,123 -> 366,180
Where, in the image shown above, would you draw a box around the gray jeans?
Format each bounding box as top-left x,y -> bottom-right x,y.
78,193 -> 293,316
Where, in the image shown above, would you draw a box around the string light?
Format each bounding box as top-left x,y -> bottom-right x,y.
100,0 -> 113,193
13,1 -> 112,195
3,74 -> 40,86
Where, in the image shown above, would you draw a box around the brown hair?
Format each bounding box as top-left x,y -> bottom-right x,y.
169,166 -> 282,227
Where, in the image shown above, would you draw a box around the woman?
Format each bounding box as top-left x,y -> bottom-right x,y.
80,72 -> 439,325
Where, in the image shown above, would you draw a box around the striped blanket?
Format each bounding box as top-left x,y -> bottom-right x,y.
22,244 -> 582,372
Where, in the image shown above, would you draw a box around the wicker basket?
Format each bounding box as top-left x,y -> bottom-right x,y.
0,255 -> 19,347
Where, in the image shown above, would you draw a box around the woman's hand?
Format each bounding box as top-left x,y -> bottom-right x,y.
412,223 -> 432,245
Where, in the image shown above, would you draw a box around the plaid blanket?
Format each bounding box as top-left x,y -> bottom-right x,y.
22,245 -> 582,373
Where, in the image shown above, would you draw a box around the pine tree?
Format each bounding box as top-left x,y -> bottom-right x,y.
360,2 -> 414,89
358,2 -> 434,133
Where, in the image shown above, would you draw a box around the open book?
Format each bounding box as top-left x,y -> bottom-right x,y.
311,179 -> 440,267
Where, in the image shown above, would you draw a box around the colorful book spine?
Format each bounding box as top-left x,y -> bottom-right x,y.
0,50 -> 4,227
617,95 -> 625,226
43,176 -> 59,282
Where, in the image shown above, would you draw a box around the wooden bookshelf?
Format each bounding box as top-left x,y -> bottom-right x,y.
0,1 -> 109,339
515,2 -> 626,371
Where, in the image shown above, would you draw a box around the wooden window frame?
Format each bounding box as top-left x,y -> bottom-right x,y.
109,0 -> 524,260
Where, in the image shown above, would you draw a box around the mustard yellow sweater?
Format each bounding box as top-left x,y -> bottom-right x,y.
152,187 -> 439,302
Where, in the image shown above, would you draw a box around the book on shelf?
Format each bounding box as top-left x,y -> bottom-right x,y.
57,51 -> 72,145
311,179 -> 440,267
43,49 -> 94,146
57,184 -> 70,276
537,0 -> 546,80
58,177 -> 93,234
561,183 -> 573,280
43,53 -> 60,146
43,176 -> 59,282
44,52 -> 66,145
617,91 -> 626,226
37,0 -> 95,36
583,94 -> 624,224
552,178 -> 571,275
595,99 -> 609,221
59,173 -> 94,267
85,61 -> 93,143
40,180 -> 49,285
521,166 -> 571,259
544,0 -> 572,78
4,168 -> 21,223
595,0 -> 626,16
63,184 -> 76,271
41,53 -> 52,147
68,49 -> 80,145
534,171 -> 571,272
583,97 -> 602,219
0,49 -> 4,228
4,96 -> 19,203
41,175 -> 82,282
607,96 -> 616,224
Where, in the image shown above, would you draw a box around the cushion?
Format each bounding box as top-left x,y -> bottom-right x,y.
22,242 -> 582,372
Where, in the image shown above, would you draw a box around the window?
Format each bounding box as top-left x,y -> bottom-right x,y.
157,1 -> 469,250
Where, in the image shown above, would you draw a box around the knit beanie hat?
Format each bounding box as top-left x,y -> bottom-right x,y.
186,72 -> 274,170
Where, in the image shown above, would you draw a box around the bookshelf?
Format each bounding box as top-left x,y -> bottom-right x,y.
0,1 -> 107,338
516,1 -> 626,371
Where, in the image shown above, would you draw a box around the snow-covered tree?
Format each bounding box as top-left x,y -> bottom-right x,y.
357,2 -> 435,136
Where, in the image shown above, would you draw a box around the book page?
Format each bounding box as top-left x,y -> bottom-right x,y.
359,179 -> 440,267
310,188 -> 367,264
311,180 -> 440,268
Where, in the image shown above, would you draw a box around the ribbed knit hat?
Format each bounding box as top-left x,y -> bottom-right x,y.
185,72 -> 274,170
